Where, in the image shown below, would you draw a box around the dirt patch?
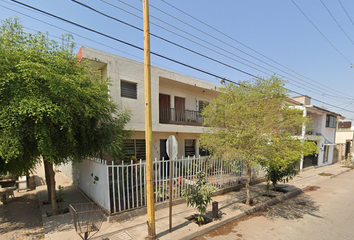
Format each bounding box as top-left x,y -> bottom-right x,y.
192,208 -> 268,239
46,207 -> 70,217
342,166 -> 354,169
185,214 -> 212,226
241,199 -> 258,206
0,176 -> 44,240
271,187 -> 289,193
262,194 -> 277,198
304,186 -> 320,192
318,172 -> 333,177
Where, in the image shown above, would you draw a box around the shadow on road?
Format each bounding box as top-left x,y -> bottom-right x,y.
0,176 -> 44,239
265,193 -> 320,220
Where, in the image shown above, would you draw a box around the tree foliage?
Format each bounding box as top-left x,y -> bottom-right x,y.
199,76 -> 317,204
0,18 -> 131,214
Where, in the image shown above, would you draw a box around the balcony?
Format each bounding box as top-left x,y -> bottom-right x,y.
159,107 -> 203,126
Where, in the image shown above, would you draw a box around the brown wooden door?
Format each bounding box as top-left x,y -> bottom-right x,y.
175,96 -> 185,122
159,94 -> 170,123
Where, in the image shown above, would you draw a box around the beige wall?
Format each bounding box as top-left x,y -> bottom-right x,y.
81,47 -> 220,135
131,131 -> 202,160
82,47 -> 222,160
335,131 -> 354,144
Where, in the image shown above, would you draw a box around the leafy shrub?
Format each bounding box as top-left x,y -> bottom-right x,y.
182,171 -> 215,224
264,161 -> 299,195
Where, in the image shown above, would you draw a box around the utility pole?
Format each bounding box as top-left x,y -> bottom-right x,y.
143,0 -> 156,239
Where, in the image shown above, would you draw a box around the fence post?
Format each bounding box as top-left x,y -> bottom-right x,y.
111,161 -> 116,213
131,160 -> 134,209
122,161 -> 126,210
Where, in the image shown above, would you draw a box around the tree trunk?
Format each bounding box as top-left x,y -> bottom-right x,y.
245,164 -> 252,205
43,160 -> 52,203
44,160 -> 57,215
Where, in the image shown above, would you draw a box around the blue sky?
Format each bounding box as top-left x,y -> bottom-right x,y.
1,0 -> 354,119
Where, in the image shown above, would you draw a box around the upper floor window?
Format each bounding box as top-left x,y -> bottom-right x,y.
121,80 -> 137,99
326,115 -> 336,128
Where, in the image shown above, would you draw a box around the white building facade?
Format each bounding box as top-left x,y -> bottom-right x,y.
78,46 -> 220,161
292,96 -> 343,169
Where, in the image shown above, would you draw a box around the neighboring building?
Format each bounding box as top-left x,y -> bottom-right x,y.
292,95 -> 344,169
335,121 -> 354,161
77,46 -> 220,161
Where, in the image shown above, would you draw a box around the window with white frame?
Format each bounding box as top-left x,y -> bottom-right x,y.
325,115 -> 336,128
121,80 -> 137,99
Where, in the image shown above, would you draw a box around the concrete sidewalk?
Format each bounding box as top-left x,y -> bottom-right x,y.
34,162 -> 352,240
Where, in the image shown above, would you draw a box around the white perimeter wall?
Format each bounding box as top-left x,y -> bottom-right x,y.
58,160 -> 110,212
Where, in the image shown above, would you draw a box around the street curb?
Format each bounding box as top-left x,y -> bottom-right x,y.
180,167 -> 351,240
329,167 -> 352,179
180,188 -> 304,240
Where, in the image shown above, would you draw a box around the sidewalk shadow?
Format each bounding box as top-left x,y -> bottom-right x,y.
33,174 -> 46,187
0,191 -> 43,237
42,213 -> 74,235
216,183 -> 320,220
265,193 -> 320,220
156,220 -> 192,239
91,229 -> 134,240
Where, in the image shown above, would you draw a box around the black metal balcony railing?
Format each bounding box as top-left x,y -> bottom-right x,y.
159,107 -> 203,126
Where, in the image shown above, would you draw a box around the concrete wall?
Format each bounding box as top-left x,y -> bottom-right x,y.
81,46 -> 221,160
81,46 -> 219,134
335,131 -> 354,144
72,160 -> 110,212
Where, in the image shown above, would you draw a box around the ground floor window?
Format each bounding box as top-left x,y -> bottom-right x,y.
185,139 -> 196,157
123,139 -> 146,160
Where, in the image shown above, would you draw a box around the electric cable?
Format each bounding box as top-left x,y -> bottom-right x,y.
320,0 -> 354,48
291,0 -> 352,64
85,0 -> 350,102
157,0 -> 354,99
338,0 -> 354,29
4,0 -> 354,114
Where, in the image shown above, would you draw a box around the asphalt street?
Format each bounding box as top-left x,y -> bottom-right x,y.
194,169 -> 354,240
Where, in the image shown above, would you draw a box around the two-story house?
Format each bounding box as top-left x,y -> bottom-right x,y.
292,95 -> 344,170
335,121 -> 354,161
77,46 -> 220,161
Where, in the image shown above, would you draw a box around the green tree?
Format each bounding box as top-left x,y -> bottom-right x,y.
199,76 -> 317,205
0,18 -> 131,215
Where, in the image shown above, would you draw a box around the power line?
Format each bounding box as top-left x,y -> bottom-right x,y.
6,0 -> 350,101
158,0 -> 354,99
97,0 -> 352,102
320,0 -> 354,48
338,0 -> 354,29
291,0 -> 352,64
70,0 -> 266,79
4,0 -> 353,115
0,2 -> 223,85
7,0 -> 245,80
104,0 -> 292,78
